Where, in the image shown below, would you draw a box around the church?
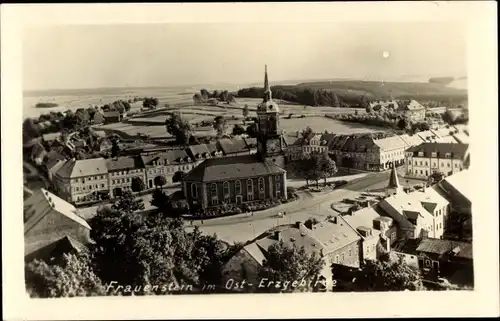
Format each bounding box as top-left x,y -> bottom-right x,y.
182,66 -> 288,210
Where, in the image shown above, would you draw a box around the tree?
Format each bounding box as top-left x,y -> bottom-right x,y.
397,118 -> 409,130
150,189 -> 176,218
242,104 -> 250,118
318,153 -> 338,185
111,140 -> 120,159
245,123 -> 258,138
89,204 -> 230,294
131,177 -> 145,193
258,240 -> 324,293
111,190 -> 145,214
200,89 -> 210,101
232,124 -> 246,136
301,126 -> 314,141
353,257 -> 425,291
172,171 -> 185,183
193,93 -> 203,104
304,217 -> 319,229
25,253 -> 105,298
213,115 -> 227,137
165,113 -> 193,145
154,175 -> 167,190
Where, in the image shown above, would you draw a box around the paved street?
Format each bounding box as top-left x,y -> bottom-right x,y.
187,167 -> 423,244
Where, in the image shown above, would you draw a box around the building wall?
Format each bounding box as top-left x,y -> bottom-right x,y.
325,240 -> 362,268
25,210 -> 90,257
185,173 -> 286,209
144,162 -> 196,189
68,174 -> 109,203
109,168 -> 147,197
405,155 -> 465,178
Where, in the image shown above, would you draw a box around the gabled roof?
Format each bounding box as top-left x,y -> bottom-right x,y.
256,224 -> 323,257
416,238 -> 472,260
187,144 -> 211,159
328,134 -> 350,150
400,100 -> 425,111
453,133 -> 469,144
218,138 -> 250,155
379,192 -> 434,228
56,158 -> 108,178
24,189 -> 91,233
243,137 -> 258,149
374,135 -> 408,151
398,134 -> 425,147
409,188 -> 449,212
140,149 -> 191,166
205,143 -> 221,155
106,156 -> 144,171
406,142 -> 469,159
183,154 -> 285,183
44,150 -> 66,170
310,216 -> 361,254
440,169 -> 471,202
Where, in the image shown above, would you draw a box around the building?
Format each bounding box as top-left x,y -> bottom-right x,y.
243,137 -> 258,155
141,149 -> 195,189
222,218 -> 360,292
409,187 -> 450,235
53,158 -> 109,204
187,144 -> 213,166
91,111 -> 105,124
103,110 -> 127,123
397,100 -> 426,122
182,154 -> 286,209
405,143 -> 469,178
43,150 -> 67,179
182,66 -> 288,210
284,132 -> 331,162
373,135 -> 409,169
369,100 -> 399,111
433,169 -> 471,215
24,188 -> 91,261
106,156 -> 146,197
255,65 -> 287,169
417,130 -> 441,143
386,164 -> 404,196
342,205 -> 398,262
394,237 -> 473,285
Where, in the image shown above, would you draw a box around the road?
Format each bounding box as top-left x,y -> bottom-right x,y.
186,168 -> 420,244
23,161 -> 50,188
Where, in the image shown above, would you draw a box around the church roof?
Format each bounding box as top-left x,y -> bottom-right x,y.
183,154 -> 285,183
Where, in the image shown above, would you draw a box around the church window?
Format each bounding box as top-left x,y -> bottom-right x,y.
258,177 -> 265,192
247,179 -> 253,193
211,183 -> 217,198
191,183 -> 197,198
235,180 -> 241,195
223,181 -> 230,196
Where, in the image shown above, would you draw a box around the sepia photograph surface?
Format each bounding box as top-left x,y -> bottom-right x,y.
2,2 -> 498,319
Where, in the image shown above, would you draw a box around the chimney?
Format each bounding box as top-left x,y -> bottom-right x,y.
274,230 -> 281,241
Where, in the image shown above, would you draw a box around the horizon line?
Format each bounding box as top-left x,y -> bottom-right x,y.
24,75 -> 468,93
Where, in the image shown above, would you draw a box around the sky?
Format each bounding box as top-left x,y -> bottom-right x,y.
22,22 -> 467,91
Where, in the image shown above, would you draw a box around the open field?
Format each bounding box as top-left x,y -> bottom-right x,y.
280,117 -> 390,134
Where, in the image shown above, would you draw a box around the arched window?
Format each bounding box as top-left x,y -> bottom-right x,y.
247,179 -> 253,193
258,177 -> 265,192
211,183 -> 217,197
235,180 -> 241,195
223,181 -> 230,196
191,183 -> 197,198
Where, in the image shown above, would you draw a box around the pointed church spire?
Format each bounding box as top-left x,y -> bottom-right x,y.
387,160 -> 401,192
263,64 -> 272,102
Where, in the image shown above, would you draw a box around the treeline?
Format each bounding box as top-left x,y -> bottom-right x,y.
237,86 -> 371,108
35,102 -> 59,108
193,89 -> 236,104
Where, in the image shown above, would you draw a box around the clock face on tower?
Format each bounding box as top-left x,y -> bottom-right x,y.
267,139 -> 280,153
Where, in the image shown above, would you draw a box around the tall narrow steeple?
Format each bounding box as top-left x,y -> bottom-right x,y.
386,160 -> 403,196
263,64 -> 272,102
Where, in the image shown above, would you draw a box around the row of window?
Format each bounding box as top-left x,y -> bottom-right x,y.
110,169 -> 142,176
149,165 -> 193,175
417,152 -> 453,158
334,247 -> 357,264
72,175 -> 105,183
73,184 -> 105,192
111,178 -> 131,185
192,177 -> 282,200
413,160 -> 459,168
381,150 -> 404,160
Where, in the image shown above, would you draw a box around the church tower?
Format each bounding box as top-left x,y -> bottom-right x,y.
256,65 -> 286,168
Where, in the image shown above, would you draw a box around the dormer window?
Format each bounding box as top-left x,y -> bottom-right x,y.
431,152 -> 437,158
418,152 -> 424,157
445,153 -> 451,159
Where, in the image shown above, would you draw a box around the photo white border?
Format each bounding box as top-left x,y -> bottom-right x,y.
2,2 -> 498,319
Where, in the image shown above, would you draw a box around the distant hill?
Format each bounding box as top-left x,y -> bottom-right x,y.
237,80 -> 467,108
